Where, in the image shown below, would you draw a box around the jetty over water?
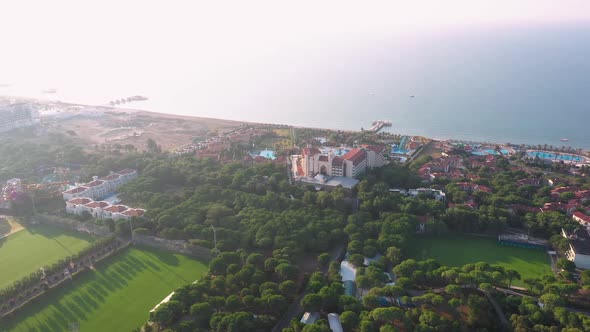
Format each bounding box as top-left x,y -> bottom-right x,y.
368,120 -> 391,133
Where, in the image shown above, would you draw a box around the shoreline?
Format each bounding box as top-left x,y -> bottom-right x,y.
2,95 -> 589,154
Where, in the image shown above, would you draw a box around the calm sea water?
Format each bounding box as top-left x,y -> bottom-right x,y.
2,22 -> 590,149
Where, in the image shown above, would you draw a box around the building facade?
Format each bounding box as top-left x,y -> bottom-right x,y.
292,147 -> 378,179
562,228 -> 590,269
61,169 -> 138,200
65,198 -> 145,221
0,103 -> 39,133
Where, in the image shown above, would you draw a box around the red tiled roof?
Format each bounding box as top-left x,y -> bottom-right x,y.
63,186 -> 87,194
342,148 -> 366,166
302,147 -> 321,157
332,156 -> 343,167
103,205 -> 128,213
85,201 -> 110,209
573,211 -> 590,223
360,144 -> 386,153
68,197 -> 92,205
86,180 -> 104,187
122,209 -> 145,217
102,174 -> 120,181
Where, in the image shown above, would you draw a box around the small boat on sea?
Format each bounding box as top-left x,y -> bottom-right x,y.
561,138 -> 569,142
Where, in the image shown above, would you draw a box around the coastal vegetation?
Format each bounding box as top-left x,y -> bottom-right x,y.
2,124 -> 590,331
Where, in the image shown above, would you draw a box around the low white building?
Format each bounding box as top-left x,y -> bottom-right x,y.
65,197 -> 93,215
65,198 -> 145,221
562,228 -> 590,269
61,169 -> 138,201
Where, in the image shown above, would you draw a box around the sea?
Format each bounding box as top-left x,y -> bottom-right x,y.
2,22 -> 590,149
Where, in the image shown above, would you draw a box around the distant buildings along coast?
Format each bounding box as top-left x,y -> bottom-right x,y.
0,101 -> 39,133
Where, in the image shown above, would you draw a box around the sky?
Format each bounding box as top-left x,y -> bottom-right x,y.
1,0 -> 589,102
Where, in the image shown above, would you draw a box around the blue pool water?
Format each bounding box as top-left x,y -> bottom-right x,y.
472,149 -> 511,156
527,151 -> 584,162
334,149 -> 350,157
259,150 -> 276,160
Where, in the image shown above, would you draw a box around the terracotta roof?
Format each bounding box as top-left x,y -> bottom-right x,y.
85,201 -> 110,209
122,209 -> 145,217
68,197 -> 92,205
63,186 -> 87,194
102,174 -> 120,181
573,211 -> 590,223
85,180 -> 104,187
103,205 -> 128,213
117,169 -> 136,175
342,148 -> 366,166
302,147 -> 321,157
360,144 -> 386,153
332,156 -> 343,167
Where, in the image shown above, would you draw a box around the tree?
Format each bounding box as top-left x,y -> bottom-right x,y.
385,246 -> 402,265
505,269 -> 521,288
556,258 -> 576,273
301,294 -> 322,312
190,302 -> 213,327
318,253 -> 331,268
349,254 -> 365,268
152,300 -> 182,327
340,311 -> 359,330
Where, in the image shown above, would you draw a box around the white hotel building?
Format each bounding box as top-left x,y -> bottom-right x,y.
66,197 -> 145,221
62,169 -> 138,201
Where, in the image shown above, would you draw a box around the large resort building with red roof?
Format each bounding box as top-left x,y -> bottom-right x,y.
291,146 -> 387,182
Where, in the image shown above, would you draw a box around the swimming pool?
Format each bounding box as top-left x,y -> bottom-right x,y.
259,150 -> 276,160
472,149 -> 511,156
527,151 -> 585,162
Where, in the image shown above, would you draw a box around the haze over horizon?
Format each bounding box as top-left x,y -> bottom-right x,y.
1,1 -> 590,148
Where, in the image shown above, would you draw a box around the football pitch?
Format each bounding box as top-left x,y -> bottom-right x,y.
0,224 -> 94,290
406,233 -> 552,286
1,247 -> 208,332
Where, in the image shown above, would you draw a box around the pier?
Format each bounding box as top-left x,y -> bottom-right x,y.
368,120 -> 392,133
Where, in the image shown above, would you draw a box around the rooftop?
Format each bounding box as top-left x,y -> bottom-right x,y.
342,148 -> 366,165
85,201 -> 110,209
63,186 -> 87,194
68,197 -> 92,205
85,180 -> 104,187
103,205 -> 129,213
117,168 -> 136,175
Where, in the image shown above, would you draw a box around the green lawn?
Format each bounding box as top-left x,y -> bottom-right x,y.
1,247 -> 208,332
0,225 -> 94,290
406,233 -> 552,286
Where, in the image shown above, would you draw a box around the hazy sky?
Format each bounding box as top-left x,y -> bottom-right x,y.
1,0 -> 589,102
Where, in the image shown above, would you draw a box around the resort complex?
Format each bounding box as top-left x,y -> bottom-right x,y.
0,102 -> 39,133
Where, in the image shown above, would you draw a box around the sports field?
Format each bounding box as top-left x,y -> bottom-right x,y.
407,233 -> 552,286
1,247 -> 208,332
0,224 -> 94,290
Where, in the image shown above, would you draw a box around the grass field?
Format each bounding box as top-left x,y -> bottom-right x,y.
1,247 -> 208,332
0,224 -> 94,290
406,233 -> 552,286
